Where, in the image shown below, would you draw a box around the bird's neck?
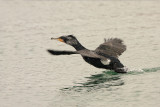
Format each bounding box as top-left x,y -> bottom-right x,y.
72,42 -> 86,51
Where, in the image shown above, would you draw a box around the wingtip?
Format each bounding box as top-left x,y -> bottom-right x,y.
47,49 -> 54,55
47,49 -> 52,52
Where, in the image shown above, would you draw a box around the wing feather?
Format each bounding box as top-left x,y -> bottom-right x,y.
95,38 -> 126,57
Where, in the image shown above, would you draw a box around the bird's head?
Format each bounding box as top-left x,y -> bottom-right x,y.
51,35 -> 79,46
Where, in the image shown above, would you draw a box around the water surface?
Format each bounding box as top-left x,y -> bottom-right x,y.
0,0 -> 160,107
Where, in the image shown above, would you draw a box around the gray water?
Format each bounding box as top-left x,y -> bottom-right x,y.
0,0 -> 160,107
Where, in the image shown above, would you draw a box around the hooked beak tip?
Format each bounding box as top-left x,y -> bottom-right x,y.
51,37 -> 64,42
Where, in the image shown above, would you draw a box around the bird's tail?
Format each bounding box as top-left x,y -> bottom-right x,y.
47,49 -> 78,55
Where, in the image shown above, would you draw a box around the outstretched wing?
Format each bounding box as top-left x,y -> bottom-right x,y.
47,50 -> 77,55
95,38 -> 126,57
47,49 -> 103,59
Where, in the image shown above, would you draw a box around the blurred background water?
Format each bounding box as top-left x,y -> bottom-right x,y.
0,0 -> 160,107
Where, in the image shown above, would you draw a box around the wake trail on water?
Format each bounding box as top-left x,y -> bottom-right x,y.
126,66 -> 160,74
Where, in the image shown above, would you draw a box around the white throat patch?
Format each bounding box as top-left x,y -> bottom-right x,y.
101,59 -> 111,65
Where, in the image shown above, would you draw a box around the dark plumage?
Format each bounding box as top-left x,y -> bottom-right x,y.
47,35 -> 127,73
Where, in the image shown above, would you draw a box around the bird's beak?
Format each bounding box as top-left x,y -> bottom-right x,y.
51,37 -> 64,42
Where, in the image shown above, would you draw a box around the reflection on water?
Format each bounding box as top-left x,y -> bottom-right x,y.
61,67 -> 160,92
61,71 -> 124,92
52,67 -> 160,107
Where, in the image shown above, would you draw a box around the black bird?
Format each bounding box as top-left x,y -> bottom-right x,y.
47,35 -> 127,73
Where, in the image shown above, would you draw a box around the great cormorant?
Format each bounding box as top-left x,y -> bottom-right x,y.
47,35 -> 127,73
